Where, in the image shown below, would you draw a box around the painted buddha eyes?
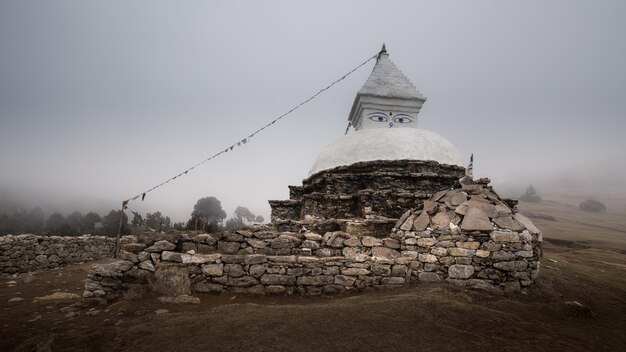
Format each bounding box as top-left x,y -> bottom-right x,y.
393,114 -> 414,124
367,112 -> 414,124
368,112 -> 388,122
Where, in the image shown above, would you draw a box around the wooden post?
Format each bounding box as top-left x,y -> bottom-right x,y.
114,201 -> 126,258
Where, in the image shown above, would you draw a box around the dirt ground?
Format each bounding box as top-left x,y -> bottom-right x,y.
1,200 -> 625,352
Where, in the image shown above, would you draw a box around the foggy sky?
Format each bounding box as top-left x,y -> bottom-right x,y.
1,0 -> 625,222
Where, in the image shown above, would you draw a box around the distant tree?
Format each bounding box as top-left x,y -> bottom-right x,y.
66,211 -> 84,234
173,221 -> 186,231
146,211 -> 171,232
0,208 -> 103,235
131,211 -> 144,227
520,185 -> 541,202
192,197 -> 227,224
224,206 -> 264,230
0,208 -> 43,234
3,207 -> 46,234
234,206 -> 256,223
164,216 -> 172,230
5,210 -> 26,234
0,211 -> 25,234
100,210 -> 130,236
44,212 -> 77,236
0,213 -> 8,234
46,213 -> 67,233
26,207 -> 45,234
224,217 -> 244,230
255,215 -> 265,224
579,199 -> 606,213
82,212 -> 102,232
186,212 -> 201,231
186,213 -> 222,233
187,197 -> 226,232
55,223 -> 77,236
204,220 -> 222,233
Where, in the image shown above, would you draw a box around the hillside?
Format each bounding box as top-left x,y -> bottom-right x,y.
1,200 -> 625,351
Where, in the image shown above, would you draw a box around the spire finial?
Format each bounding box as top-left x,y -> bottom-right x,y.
377,43 -> 388,61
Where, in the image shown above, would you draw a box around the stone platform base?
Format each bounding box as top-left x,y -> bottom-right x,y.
270,159 -> 465,221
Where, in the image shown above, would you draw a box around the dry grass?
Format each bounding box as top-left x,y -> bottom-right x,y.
519,200 -> 626,251
1,199 -> 625,351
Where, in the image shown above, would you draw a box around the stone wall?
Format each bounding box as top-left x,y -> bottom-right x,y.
174,223 -> 398,256
84,232 -> 415,299
270,160 -> 465,221
84,184 -> 542,299
0,234 -> 122,275
388,183 -> 543,292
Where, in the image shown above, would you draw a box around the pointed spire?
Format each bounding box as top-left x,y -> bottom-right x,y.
358,47 -> 424,100
377,43 -> 388,61
347,45 -> 427,129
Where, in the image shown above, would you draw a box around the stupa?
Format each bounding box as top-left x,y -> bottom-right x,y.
310,44 -> 462,175
270,45 -> 467,227
83,46 -> 543,298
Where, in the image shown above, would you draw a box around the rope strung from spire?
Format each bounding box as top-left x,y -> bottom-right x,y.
122,52 -> 379,208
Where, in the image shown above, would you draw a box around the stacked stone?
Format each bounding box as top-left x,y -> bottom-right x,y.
83,182 -> 542,298
0,234 -> 123,274
83,239 -> 175,298
176,226 -> 395,257
270,160 -> 465,221
392,183 -> 543,293
84,260 -> 135,298
186,251 -> 409,296
83,232 -> 418,298
273,217 -> 397,237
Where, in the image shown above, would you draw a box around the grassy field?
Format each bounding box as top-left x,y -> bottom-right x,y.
519,199 -> 626,252
1,199 -> 625,351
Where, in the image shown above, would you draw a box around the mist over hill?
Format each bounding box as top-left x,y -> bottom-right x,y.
494,157 -> 626,210
0,187 -> 114,218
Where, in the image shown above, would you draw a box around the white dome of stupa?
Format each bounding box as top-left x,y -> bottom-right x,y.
308,45 -> 464,176
309,128 -> 462,175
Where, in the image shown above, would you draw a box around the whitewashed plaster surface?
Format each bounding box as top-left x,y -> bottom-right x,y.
309,128 -> 463,176
357,108 -> 418,130
348,52 -> 426,127
357,52 -> 425,100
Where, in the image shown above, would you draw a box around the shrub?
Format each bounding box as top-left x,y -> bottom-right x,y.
579,199 -> 606,213
520,185 -> 541,202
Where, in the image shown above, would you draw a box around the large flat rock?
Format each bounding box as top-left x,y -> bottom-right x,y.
460,208 -> 493,232
150,264 -> 191,296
